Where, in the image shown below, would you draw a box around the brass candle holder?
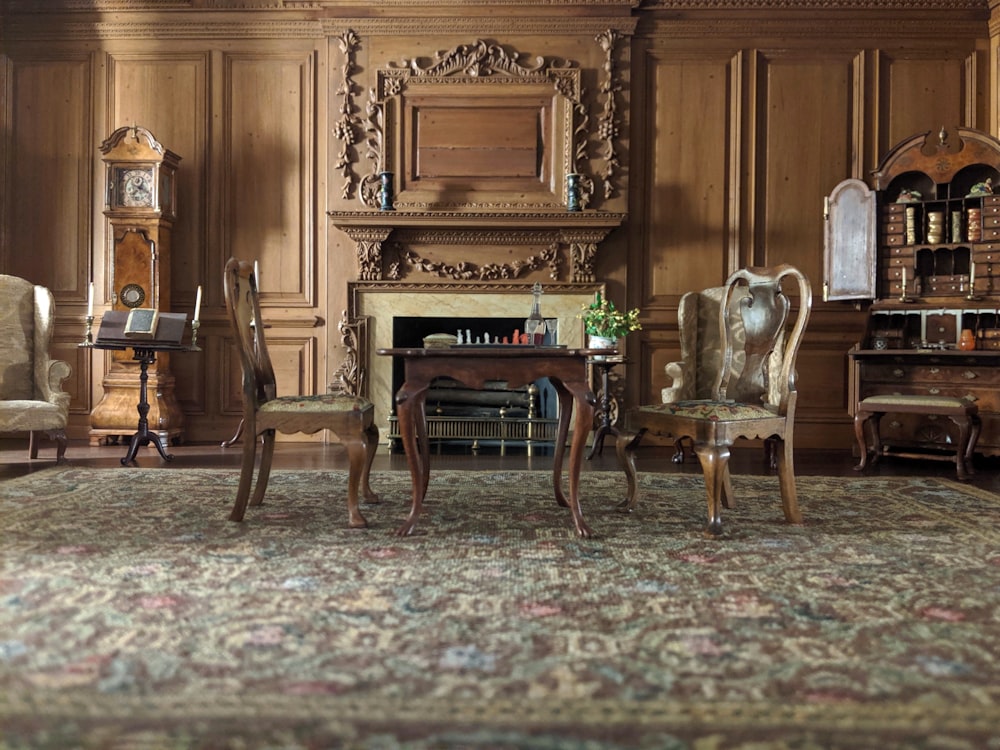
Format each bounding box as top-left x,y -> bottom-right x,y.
82,314 -> 95,346
190,319 -> 201,350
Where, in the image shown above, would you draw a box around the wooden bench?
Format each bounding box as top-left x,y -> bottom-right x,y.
854,394 -> 981,481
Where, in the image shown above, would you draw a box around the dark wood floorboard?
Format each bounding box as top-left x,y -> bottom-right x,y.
2,437 -> 998,493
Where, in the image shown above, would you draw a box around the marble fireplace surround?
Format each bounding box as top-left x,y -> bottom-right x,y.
341,281 -> 604,442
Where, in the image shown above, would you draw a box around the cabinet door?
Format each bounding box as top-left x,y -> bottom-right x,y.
824,178 -> 876,301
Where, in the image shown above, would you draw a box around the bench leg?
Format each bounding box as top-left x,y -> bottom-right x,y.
853,410 -> 882,471
965,415 -> 982,476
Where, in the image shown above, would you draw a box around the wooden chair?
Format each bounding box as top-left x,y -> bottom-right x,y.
0,274 -> 72,461
223,258 -> 379,525
616,264 -> 812,535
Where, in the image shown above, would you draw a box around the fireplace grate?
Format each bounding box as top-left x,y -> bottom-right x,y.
387,414 -> 560,455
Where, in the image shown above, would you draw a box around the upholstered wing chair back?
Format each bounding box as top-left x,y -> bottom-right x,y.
0,274 -> 72,459
663,284 -> 784,406
661,284 -> 784,463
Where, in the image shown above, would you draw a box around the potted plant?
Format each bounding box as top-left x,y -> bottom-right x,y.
580,292 -> 642,350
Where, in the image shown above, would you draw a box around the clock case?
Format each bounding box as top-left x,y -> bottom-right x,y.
90,125 -> 184,447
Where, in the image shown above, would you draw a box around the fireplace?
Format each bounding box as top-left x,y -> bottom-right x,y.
338,282 -> 604,446
387,315 -> 560,453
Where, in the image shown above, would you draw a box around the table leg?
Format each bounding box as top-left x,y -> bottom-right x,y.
121,354 -> 174,466
586,363 -> 614,459
394,382 -> 429,536
551,379 -> 596,538
551,384 -> 573,508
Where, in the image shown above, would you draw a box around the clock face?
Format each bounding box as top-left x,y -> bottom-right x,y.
118,168 -> 154,208
119,283 -> 146,308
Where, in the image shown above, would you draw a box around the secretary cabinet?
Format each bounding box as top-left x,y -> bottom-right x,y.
825,126 -> 1000,459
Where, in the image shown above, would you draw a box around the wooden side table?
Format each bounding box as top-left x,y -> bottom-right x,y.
587,355 -> 624,459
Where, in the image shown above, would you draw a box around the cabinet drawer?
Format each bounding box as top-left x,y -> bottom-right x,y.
981,227 -> 1000,241
973,247 -> 1000,262
984,215 -> 1000,228
860,363 -> 1000,385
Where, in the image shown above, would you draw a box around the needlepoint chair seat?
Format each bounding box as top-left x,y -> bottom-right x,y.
0,274 -> 72,460
617,264 -> 812,536
224,258 -> 379,526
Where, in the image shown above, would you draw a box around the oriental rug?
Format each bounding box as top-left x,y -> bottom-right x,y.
1,467 -> 999,749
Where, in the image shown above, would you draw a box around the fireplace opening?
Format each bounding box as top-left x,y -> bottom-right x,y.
387,316 -> 561,454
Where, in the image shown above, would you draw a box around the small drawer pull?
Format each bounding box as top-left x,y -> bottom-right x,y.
963,370 -> 978,380
928,387 -> 941,395
892,368 -> 904,378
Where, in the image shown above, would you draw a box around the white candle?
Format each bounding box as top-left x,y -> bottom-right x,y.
901,266 -> 907,292
254,260 -> 260,286
87,282 -> 94,317
970,260 -> 976,287
194,285 -> 202,321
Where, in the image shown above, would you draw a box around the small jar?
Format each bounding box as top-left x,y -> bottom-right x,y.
959,328 -> 976,351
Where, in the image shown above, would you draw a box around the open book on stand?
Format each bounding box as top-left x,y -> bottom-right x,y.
124,308 -> 159,339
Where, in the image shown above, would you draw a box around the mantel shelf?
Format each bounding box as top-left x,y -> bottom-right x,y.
327,210 -> 626,232
328,210 -> 627,283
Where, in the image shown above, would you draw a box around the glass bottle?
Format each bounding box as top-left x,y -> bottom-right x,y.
525,282 -> 547,345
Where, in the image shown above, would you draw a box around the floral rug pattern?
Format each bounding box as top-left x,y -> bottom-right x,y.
1,466 -> 999,749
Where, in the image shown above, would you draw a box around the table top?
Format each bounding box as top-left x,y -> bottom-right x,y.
377,346 -> 616,359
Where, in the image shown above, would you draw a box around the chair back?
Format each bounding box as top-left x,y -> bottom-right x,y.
717,264 -> 812,414
223,258 -> 276,410
0,274 -> 51,401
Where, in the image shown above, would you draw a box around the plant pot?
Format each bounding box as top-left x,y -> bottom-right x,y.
588,335 -> 617,360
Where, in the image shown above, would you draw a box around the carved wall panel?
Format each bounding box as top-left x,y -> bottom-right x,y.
225,51 -> 317,306
109,53 -> 208,321
358,40 -> 588,211
757,51 -> 856,288
880,51 -> 982,151
1,55 -> 94,418
635,47 -> 734,305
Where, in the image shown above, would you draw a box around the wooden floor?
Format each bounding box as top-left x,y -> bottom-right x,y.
2,437 -> 998,493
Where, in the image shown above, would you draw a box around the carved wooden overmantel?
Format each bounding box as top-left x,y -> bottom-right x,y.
328,210 -> 625,283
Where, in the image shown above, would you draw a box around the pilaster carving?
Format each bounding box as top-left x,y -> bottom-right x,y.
596,29 -> 622,200
331,311 -> 367,397
333,29 -> 363,200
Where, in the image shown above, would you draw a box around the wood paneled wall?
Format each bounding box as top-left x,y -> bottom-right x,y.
0,1 -> 995,450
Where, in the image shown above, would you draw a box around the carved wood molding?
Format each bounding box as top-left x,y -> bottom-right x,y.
358,38 -> 593,211
639,0 -> 986,8
1,20 -> 326,40
333,29 -> 363,201
328,210 -> 624,282
596,29 -> 622,201
640,18 -> 988,37
322,18 -> 639,37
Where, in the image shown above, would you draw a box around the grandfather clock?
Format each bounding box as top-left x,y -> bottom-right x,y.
89,125 -> 184,446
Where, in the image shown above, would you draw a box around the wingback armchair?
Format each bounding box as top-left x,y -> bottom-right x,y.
0,275 -> 72,460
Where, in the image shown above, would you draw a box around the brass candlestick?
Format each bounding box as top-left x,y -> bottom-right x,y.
82,314 -> 95,346
190,319 -> 201,350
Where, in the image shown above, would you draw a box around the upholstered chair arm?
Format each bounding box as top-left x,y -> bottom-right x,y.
661,360 -> 691,403
39,358 -> 72,409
